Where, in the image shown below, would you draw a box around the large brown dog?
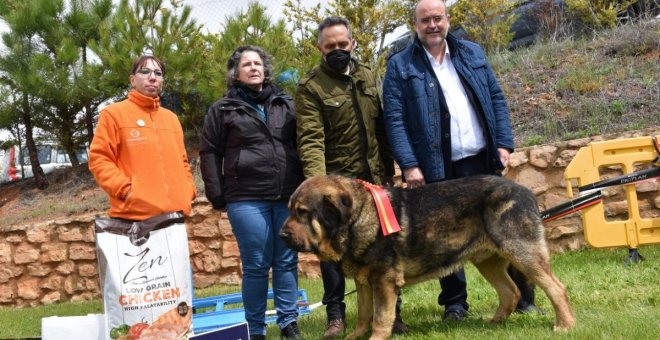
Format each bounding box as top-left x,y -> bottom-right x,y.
280,175 -> 575,339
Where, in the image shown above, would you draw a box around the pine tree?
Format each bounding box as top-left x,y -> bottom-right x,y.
0,0 -> 50,188
0,0 -> 115,170
64,0 -> 113,145
448,0 -> 519,52
26,0 -> 115,166
92,0 -> 215,134
207,2 -> 299,95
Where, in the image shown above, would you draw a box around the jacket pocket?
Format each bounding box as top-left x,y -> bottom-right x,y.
465,58 -> 489,88
122,176 -> 159,214
361,86 -> 381,118
325,148 -> 353,173
401,70 -> 431,100
234,147 -> 273,177
399,71 -> 435,131
322,94 -> 351,129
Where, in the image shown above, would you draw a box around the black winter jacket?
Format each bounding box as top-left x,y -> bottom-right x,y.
199,85 -> 304,209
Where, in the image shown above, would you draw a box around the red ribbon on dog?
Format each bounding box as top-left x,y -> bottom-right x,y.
356,179 -> 401,236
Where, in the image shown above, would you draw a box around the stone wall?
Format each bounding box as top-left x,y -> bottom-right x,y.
1,130 -> 658,307
0,207 -> 321,308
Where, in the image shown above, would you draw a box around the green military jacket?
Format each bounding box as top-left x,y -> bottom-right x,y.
295,59 -> 394,184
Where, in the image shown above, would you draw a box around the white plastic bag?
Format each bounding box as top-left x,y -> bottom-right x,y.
96,212 -> 193,340
42,314 -> 105,340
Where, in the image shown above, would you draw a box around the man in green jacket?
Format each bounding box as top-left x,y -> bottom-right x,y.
295,16 -> 403,339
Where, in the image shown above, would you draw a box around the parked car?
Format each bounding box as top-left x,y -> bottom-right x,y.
0,144 -> 88,183
504,0 -> 566,49
386,0 -> 658,56
384,0 -> 566,56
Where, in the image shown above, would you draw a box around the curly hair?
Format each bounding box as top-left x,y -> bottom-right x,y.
226,45 -> 273,88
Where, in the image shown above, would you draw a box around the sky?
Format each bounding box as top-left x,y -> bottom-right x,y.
183,0 -> 411,45
185,0 -> 321,35
0,0 -> 324,39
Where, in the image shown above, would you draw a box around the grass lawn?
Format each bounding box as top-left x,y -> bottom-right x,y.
2,245 -> 659,339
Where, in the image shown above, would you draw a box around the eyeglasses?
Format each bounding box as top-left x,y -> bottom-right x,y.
136,68 -> 163,77
418,15 -> 447,25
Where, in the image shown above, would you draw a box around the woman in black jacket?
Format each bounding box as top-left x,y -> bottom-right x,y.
199,45 -> 304,340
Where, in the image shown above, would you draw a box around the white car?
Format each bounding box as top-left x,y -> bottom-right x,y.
0,144 -> 88,183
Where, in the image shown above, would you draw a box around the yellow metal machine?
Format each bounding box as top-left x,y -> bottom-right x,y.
564,136 -> 660,259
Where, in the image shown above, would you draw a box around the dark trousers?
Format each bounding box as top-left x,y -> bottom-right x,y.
321,261 -> 346,321
436,150 -> 536,312
321,261 -> 403,321
509,266 -> 536,309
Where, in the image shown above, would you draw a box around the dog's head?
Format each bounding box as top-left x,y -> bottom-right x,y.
279,175 -> 354,261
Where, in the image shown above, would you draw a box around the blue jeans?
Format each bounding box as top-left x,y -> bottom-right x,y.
226,200 -> 299,336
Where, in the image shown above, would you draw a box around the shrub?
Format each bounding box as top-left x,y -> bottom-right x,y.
556,65 -> 606,95
596,18 -> 660,56
565,0 -> 637,29
529,0 -> 568,41
449,0 -> 518,52
610,99 -> 625,116
521,134 -> 544,147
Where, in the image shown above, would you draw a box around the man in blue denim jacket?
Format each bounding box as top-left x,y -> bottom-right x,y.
383,0 -> 541,322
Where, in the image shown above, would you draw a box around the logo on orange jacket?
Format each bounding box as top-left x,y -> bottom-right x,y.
127,129 -> 148,145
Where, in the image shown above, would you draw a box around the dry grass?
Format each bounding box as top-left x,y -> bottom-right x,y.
493,18 -> 660,147
0,165 -> 108,227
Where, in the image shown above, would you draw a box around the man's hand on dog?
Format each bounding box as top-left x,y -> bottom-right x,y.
403,167 -> 425,189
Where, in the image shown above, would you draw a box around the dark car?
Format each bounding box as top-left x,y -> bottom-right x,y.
504,0 -> 566,49
384,0 -> 565,56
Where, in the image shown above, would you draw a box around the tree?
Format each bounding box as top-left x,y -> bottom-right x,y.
0,88 -> 19,142
449,0 -> 519,52
0,0 -> 114,171
0,0 -> 50,188
326,0 -> 414,68
0,89 -> 21,147
284,0 -> 416,75
22,0 -> 114,166
207,1 -> 299,96
565,0 -> 637,29
64,0 -> 113,145
0,88 -> 27,178
29,0 -> 89,167
92,0 -> 216,134
283,0 -> 324,77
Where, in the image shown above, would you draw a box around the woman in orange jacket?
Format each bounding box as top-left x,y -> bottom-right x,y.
89,55 -> 196,221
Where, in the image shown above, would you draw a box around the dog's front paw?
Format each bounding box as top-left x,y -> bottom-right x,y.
345,331 -> 361,340
346,327 -> 368,340
368,333 -> 390,340
553,320 -> 575,332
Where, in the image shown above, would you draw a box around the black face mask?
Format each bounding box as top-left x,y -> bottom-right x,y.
325,49 -> 351,72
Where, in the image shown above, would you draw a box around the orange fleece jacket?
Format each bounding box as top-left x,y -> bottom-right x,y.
89,90 -> 196,220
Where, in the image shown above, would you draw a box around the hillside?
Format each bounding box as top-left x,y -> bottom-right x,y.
494,19 -> 659,146
0,19 -> 658,227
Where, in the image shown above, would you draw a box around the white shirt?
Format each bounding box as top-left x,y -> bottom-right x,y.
424,45 -> 486,161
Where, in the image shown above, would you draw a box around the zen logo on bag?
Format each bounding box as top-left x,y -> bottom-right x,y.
96,212 -> 193,340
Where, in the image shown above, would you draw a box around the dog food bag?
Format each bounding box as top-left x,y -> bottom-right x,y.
95,212 -> 193,340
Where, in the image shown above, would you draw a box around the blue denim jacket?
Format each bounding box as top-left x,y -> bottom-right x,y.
383,33 -> 514,182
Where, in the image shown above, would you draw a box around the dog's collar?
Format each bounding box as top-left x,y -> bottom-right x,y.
355,179 -> 401,236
